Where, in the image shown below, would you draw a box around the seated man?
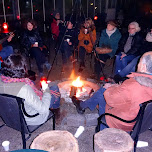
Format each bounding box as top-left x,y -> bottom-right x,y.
115,22 -> 143,75
0,32 -> 14,61
73,51 -> 152,131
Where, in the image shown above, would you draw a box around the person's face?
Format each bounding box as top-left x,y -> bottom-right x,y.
107,24 -> 115,31
128,24 -> 136,35
27,22 -> 33,31
84,22 -> 90,28
55,13 -> 60,20
67,22 -> 73,29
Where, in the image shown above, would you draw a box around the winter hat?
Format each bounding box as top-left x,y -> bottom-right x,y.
52,10 -> 60,17
107,20 -> 118,27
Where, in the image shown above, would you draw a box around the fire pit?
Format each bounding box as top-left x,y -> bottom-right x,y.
58,77 -> 100,102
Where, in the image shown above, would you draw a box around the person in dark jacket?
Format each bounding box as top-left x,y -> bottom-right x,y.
110,26 -> 152,83
21,19 -> 51,76
114,22 -> 143,75
95,20 -> 121,79
60,20 -> 77,72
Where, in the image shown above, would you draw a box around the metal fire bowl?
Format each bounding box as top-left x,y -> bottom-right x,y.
58,80 -> 100,103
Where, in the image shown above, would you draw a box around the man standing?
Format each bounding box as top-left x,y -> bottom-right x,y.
73,52 -> 152,131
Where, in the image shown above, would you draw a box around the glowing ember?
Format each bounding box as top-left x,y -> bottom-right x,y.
72,76 -> 83,87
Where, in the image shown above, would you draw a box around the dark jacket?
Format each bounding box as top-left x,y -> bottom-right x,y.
21,29 -> 43,50
99,29 -> 121,58
0,33 -> 10,47
117,32 -> 143,56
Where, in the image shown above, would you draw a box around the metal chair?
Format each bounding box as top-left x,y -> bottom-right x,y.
96,100 -> 152,151
0,94 -> 55,149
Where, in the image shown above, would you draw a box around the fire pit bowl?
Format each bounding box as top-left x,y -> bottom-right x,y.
58,79 -> 100,103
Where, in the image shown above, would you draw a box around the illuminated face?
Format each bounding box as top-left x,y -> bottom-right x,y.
27,22 -> 33,31
107,24 -> 115,31
128,24 -> 136,35
67,22 -> 73,29
55,13 -> 60,20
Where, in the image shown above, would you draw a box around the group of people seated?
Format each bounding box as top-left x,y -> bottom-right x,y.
1,10 -> 152,134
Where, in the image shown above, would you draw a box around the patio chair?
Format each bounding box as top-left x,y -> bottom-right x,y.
0,94 -> 55,149
95,100 -> 152,151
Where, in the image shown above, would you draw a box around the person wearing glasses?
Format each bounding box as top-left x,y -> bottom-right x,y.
114,22 -> 143,75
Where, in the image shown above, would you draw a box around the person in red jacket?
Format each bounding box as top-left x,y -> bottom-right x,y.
51,11 -> 61,41
72,51 -> 152,132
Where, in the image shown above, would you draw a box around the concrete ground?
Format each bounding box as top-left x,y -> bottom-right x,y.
0,41 -> 152,152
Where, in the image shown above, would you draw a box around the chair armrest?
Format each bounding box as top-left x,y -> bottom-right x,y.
98,100 -> 152,124
21,100 -> 39,118
140,100 -> 152,107
98,110 -> 142,124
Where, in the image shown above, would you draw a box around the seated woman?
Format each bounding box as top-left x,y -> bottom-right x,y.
21,19 -> 51,77
95,20 -> 121,79
0,54 -> 62,125
78,18 -> 96,72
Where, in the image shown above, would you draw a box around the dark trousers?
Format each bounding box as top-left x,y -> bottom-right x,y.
94,54 -> 110,79
61,41 -> 73,65
79,46 -> 86,66
30,47 -> 46,73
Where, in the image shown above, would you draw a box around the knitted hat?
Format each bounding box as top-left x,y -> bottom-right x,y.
107,20 -> 118,27
52,10 -> 60,17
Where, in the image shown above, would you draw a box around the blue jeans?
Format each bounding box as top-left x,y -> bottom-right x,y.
0,46 -> 13,60
61,41 -> 73,64
49,85 -> 60,109
118,56 -> 140,77
115,53 -> 136,75
80,87 -> 108,130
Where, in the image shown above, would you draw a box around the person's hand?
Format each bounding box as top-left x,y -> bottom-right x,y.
32,42 -> 38,47
68,42 -> 72,45
7,33 -> 14,42
120,53 -> 126,60
41,81 -> 49,92
103,83 -> 119,89
57,20 -> 60,25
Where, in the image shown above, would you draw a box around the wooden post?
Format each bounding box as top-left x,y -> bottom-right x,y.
94,128 -> 134,152
30,130 -> 79,152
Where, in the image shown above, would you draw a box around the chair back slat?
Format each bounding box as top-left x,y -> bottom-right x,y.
0,94 -> 29,133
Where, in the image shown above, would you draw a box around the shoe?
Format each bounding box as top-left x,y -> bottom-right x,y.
39,72 -> 44,78
44,62 -> 52,71
72,96 -> 85,114
78,67 -> 84,72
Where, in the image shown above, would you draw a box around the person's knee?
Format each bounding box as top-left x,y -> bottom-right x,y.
50,85 -> 59,91
6,46 -> 13,54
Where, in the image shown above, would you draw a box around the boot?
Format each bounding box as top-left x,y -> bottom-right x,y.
50,108 -> 67,125
72,96 -> 85,114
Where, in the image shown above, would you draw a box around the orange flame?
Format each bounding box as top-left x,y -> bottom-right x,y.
72,76 -> 83,87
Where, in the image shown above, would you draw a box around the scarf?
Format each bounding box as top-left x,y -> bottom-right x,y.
1,75 -> 60,100
106,28 -> 116,37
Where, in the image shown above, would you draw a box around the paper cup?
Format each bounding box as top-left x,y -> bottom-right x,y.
67,39 -> 70,42
74,126 -> 85,138
2,141 -> 10,151
84,29 -> 88,34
